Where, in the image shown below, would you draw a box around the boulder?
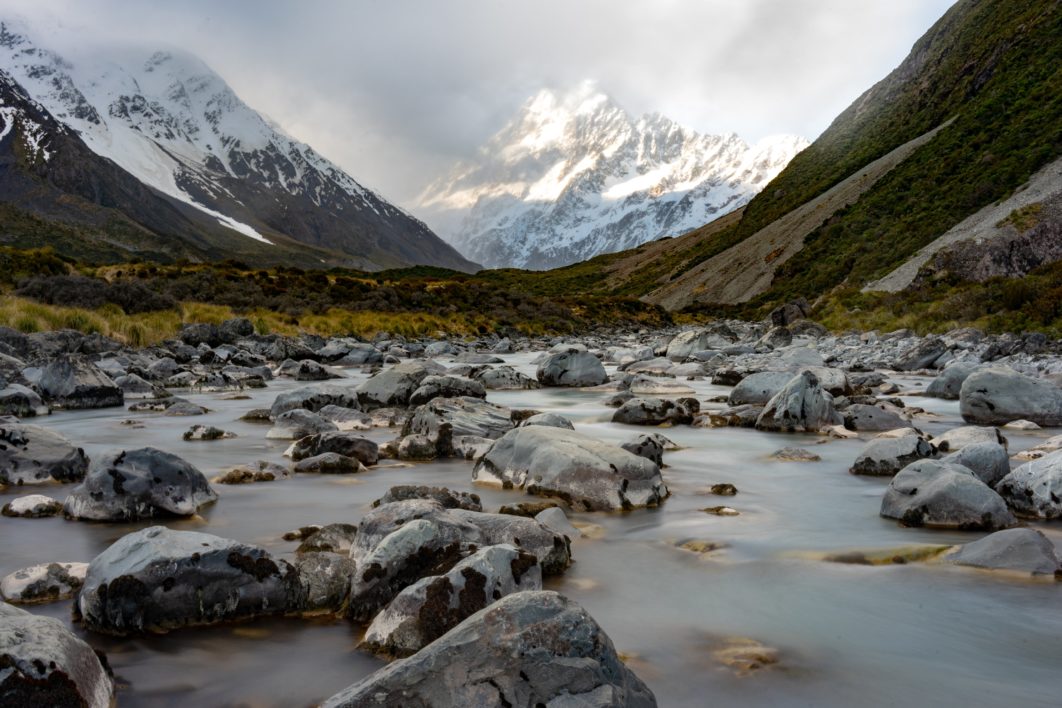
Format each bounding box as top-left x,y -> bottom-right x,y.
266,409 -> 339,440
77,526 -> 304,634
113,373 -> 168,400
0,602 -> 115,707
296,523 -> 360,554
475,366 -> 539,390
943,528 -> 1062,575
63,447 -> 217,521
404,397 -> 514,440
535,506 -> 581,537
362,544 -> 542,657
293,452 -> 366,475
755,372 -> 839,433
893,338 -> 947,371
474,426 -> 667,511
612,397 -> 698,426
357,362 -> 431,409
408,375 -> 486,405
1,494 -> 62,517
933,425 -> 1007,452
620,433 -> 670,466
728,371 -> 793,406
269,385 -> 360,419
288,432 -> 379,466
521,412 -> 575,429
536,350 -> 607,387
666,329 -> 716,361
844,404 -> 912,432
850,434 -> 934,476
880,460 -> 1016,530
372,485 -> 482,511
960,369 -> 1062,426
36,355 -> 123,409
0,424 -> 88,486
321,591 -> 656,708
1,562 -> 87,604
294,552 -> 356,615
0,383 -> 49,417
182,425 -> 235,441
941,442 -> 1011,487
996,450 -> 1062,519
925,363 -> 979,399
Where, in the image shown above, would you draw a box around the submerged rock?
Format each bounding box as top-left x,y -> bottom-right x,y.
474,425 -> 668,511
213,461 -> 289,484
63,447 -> 217,521
322,591 -> 656,708
0,602 -> 115,707
77,526 -> 304,634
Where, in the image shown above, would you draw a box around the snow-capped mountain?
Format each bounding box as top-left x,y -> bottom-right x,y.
418,83 -> 808,270
0,19 -> 476,271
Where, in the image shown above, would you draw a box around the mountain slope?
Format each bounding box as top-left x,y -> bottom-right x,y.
521,0 -> 1060,313
0,20 -> 476,271
418,83 -> 806,269
0,67 -> 349,267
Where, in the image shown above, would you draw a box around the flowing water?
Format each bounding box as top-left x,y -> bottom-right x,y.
3,353 -> 1062,707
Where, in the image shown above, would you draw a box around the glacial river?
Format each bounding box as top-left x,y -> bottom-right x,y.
2,352 -> 1061,707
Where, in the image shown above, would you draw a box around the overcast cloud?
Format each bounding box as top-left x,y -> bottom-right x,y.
2,0 -> 955,205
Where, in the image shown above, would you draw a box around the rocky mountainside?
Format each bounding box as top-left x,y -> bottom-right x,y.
418,83 -> 806,269
520,0 -> 1060,314
0,20 -> 476,271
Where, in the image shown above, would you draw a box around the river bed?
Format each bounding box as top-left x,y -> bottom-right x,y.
3,352 -> 1061,707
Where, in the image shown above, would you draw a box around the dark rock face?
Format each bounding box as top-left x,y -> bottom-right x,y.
36,355 -> 123,409
63,447 -> 217,521
770,298 -> 810,326
361,544 -> 542,657
0,602 -> 115,707
289,432 -> 379,467
322,591 -> 657,708
77,526 -> 305,634
918,216 -> 1062,285
0,423 -> 89,486
473,425 -> 667,511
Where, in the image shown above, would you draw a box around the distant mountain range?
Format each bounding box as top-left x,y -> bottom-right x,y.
417,83 -> 807,270
0,20 -> 476,271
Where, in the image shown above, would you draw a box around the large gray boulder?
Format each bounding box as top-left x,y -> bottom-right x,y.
408,375 -> 485,406
36,355 -> 123,409
844,404 -> 912,432
475,365 -> 539,390
63,447 -> 217,521
925,363 -> 979,399
933,425 -> 1007,452
880,460 -> 1016,530
357,362 -> 431,409
0,383 -> 48,417
322,591 -> 656,708
728,371 -> 793,406
0,423 -> 88,486
893,337 -> 947,371
77,526 -> 304,634
612,397 -> 697,426
850,434 -> 934,476
960,369 -> 1062,426
347,500 -> 571,623
404,397 -> 514,440
941,442 -> 1011,487
755,371 -> 839,433
474,425 -> 667,511
288,432 -> 379,466
0,602 -> 115,707
361,544 -> 542,657
536,350 -> 607,387
996,449 -> 1062,519
943,528 -> 1062,575
666,328 -> 725,361
269,384 -> 359,419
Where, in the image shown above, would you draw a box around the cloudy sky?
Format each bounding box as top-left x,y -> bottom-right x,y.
3,0 -> 955,205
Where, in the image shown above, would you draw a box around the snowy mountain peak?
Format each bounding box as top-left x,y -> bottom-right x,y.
417,85 -> 809,270
0,18 -> 475,270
